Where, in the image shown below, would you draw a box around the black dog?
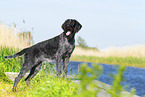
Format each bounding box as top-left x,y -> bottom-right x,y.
4,19 -> 82,91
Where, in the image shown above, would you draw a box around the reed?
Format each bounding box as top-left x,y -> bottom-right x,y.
0,23 -> 31,49
0,23 -> 32,72
73,45 -> 145,58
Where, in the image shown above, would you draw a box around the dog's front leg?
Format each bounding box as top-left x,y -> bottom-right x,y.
63,56 -> 70,77
56,56 -> 61,77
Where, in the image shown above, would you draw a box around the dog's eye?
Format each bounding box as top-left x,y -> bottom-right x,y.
66,22 -> 69,25
71,22 -> 75,25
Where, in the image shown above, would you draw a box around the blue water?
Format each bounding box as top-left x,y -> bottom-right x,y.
63,61 -> 145,97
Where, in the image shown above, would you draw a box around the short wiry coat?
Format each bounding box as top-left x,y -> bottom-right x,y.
4,19 -> 82,91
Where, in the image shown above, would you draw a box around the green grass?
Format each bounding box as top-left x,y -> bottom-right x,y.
0,45 -> 138,97
0,23 -> 139,96
0,45 -> 23,72
71,55 -> 145,68
27,73 -> 78,97
0,63 -> 136,97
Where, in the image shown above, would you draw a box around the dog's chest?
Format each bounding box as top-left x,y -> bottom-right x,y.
64,39 -> 74,50
61,38 -> 75,56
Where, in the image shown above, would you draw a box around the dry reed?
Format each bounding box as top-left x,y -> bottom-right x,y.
73,46 -> 99,56
0,23 -> 30,49
72,45 -> 145,58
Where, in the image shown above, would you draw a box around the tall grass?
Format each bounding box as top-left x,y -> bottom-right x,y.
72,45 -> 145,68
73,46 -> 99,56
0,23 -> 32,72
0,45 -> 23,72
73,45 -> 145,58
101,45 -> 145,58
0,23 -> 31,49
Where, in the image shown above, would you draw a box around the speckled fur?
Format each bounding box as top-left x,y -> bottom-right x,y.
4,19 -> 82,91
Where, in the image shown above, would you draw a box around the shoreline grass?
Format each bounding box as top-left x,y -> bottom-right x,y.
71,55 -> 145,68
71,45 -> 145,68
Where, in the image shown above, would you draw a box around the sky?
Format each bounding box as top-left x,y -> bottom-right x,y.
0,0 -> 145,49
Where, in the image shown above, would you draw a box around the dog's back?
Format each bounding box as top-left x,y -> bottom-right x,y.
3,19 -> 82,91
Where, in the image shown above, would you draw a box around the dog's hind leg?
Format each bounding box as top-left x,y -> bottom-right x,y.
12,55 -> 33,91
12,62 -> 32,91
25,63 -> 42,85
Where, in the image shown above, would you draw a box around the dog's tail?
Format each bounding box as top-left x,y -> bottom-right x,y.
3,48 -> 29,59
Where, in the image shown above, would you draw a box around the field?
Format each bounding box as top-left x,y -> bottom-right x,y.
73,45 -> 145,58
0,23 -> 142,96
71,46 -> 145,68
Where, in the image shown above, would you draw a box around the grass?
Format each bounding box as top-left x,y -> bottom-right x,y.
0,45 -> 139,96
73,45 -> 145,58
0,22 -> 140,96
0,23 -> 31,49
72,45 -> 145,68
0,64 -> 136,97
0,45 -> 22,72
1,22 -> 144,68
0,23 -> 31,72
71,55 -> 145,68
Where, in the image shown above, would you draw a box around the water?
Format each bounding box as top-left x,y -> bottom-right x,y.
63,61 -> 145,97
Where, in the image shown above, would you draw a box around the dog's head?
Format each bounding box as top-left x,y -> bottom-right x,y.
62,19 -> 82,39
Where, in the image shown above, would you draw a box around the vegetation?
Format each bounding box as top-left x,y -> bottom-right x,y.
0,45 -> 22,72
72,45 -> 145,68
77,36 -> 88,48
0,23 -> 32,72
71,55 -> 145,68
0,63 -> 136,97
73,45 -> 145,58
18,31 -> 33,46
0,22 -> 140,96
0,23 -> 32,49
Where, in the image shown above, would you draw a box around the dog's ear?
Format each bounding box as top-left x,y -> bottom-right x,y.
62,22 -> 65,30
62,20 -> 68,30
74,20 -> 82,33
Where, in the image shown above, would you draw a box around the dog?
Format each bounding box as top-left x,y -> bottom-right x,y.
4,19 -> 82,91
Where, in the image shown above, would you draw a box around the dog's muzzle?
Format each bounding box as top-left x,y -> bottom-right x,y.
66,31 -> 71,36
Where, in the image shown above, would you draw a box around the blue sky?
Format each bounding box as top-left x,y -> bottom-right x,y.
0,0 -> 145,49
